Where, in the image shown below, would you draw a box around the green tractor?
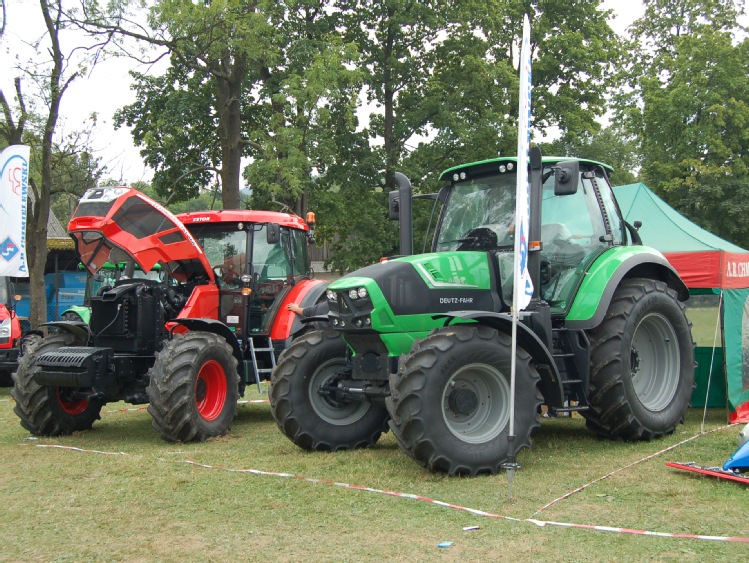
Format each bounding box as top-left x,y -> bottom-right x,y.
269,149 -> 695,476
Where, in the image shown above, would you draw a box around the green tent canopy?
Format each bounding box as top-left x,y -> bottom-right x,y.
614,183 -> 749,422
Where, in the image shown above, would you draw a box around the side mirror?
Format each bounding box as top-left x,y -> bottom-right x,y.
388,190 -> 400,221
267,223 -> 280,244
554,160 -> 580,195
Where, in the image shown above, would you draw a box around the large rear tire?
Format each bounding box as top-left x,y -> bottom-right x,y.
11,334 -> 103,436
583,278 -> 695,440
269,329 -> 389,451
147,332 -> 239,442
386,325 -> 541,476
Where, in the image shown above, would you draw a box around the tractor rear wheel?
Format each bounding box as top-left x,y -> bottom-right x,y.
11,333 -> 103,436
386,325 -> 541,476
584,278 -> 694,440
270,329 -> 389,451
147,332 -> 239,442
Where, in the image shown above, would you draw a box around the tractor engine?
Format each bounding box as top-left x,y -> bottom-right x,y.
89,279 -> 185,354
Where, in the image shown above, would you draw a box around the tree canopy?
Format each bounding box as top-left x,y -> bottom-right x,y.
623,0 -> 749,248
11,0 -> 749,280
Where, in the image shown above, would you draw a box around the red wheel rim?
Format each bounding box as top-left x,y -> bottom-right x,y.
195,360 -> 227,421
57,389 -> 89,415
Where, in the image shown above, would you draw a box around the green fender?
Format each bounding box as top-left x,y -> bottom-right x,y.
564,246 -> 688,330
60,305 -> 91,324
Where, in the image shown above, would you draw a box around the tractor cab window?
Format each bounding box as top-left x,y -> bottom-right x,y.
435,173 -> 516,252
248,225 -> 294,331
592,172 -> 625,245
0,279 -> 8,305
289,228 -> 310,280
253,226 -> 291,283
540,168 -> 607,312
186,225 -> 247,289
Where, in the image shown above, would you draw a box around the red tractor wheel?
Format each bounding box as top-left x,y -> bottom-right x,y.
12,334 -> 103,436
147,332 -> 239,442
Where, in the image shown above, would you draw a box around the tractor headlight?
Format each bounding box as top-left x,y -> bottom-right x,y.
348,288 -> 359,300
357,287 -> 368,299
0,318 -> 10,338
326,289 -> 336,301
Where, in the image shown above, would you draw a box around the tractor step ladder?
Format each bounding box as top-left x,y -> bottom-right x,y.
551,327 -> 591,413
247,336 -> 276,394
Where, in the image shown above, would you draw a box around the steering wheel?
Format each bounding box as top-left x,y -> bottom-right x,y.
541,223 -> 572,245
256,280 -> 285,298
457,226 -> 513,251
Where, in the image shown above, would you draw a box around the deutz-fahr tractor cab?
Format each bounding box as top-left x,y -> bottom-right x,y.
12,186 -> 327,442
270,152 -> 695,476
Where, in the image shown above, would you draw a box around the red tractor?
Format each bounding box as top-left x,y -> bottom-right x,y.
0,276 -> 26,386
12,186 -> 328,441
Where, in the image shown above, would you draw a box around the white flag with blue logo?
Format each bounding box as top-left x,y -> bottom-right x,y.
513,14 -> 533,312
0,145 -> 30,277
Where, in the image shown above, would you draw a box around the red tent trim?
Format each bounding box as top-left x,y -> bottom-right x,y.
730,401 -> 749,424
664,251 -> 749,290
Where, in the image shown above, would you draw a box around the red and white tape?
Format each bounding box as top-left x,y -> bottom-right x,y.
532,423 -> 739,515
179,459 -> 749,543
24,443 -> 749,543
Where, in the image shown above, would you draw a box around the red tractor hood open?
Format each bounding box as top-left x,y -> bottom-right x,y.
68,187 -> 214,283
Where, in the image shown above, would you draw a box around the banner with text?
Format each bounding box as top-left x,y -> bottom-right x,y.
512,14 -> 533,312
0,145 -> 30,277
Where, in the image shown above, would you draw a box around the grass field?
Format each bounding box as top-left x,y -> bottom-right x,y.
685,307 -> 722,347
1,386 -> 747,561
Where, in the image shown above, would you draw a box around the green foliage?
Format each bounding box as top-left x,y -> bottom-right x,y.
540,127 -> 640,187
114,65 -> 220,203
624,2 -> 749,248
105,1 -> 625,271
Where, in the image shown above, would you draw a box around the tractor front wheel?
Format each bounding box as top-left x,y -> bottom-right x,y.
147,332 -> 239,442
386,325 -> 541,476
584,278 -> 695,440
270,329 -> 389,451
11,334 -> 103,436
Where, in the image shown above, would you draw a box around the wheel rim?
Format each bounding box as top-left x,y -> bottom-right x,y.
308,358 -> 369,425
195,360 -> 227,421
57,388 -> 89,416
441,363 -> 510,443
630,312 -> 680,411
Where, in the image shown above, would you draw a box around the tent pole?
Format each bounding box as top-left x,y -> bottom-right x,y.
702,290 -> 724,434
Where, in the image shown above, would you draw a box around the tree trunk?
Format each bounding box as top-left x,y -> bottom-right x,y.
215,54 -> 247,210
26,192 -> 48,331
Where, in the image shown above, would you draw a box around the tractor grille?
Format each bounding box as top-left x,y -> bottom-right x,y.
34,347 -> 111,388
37,347 -> 107,368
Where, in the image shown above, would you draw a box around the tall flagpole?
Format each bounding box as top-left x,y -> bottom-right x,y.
503,14 -> 533,499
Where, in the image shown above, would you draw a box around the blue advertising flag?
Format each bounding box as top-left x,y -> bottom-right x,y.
0,145 -> 30,277
513,14 -> 533,313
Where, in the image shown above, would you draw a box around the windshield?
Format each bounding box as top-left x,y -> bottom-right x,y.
186,225 -> 247,289
435,173 -> 517,252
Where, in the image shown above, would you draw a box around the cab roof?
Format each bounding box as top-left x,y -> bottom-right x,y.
439,156 -> 613,182
177,209 -> 309,231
